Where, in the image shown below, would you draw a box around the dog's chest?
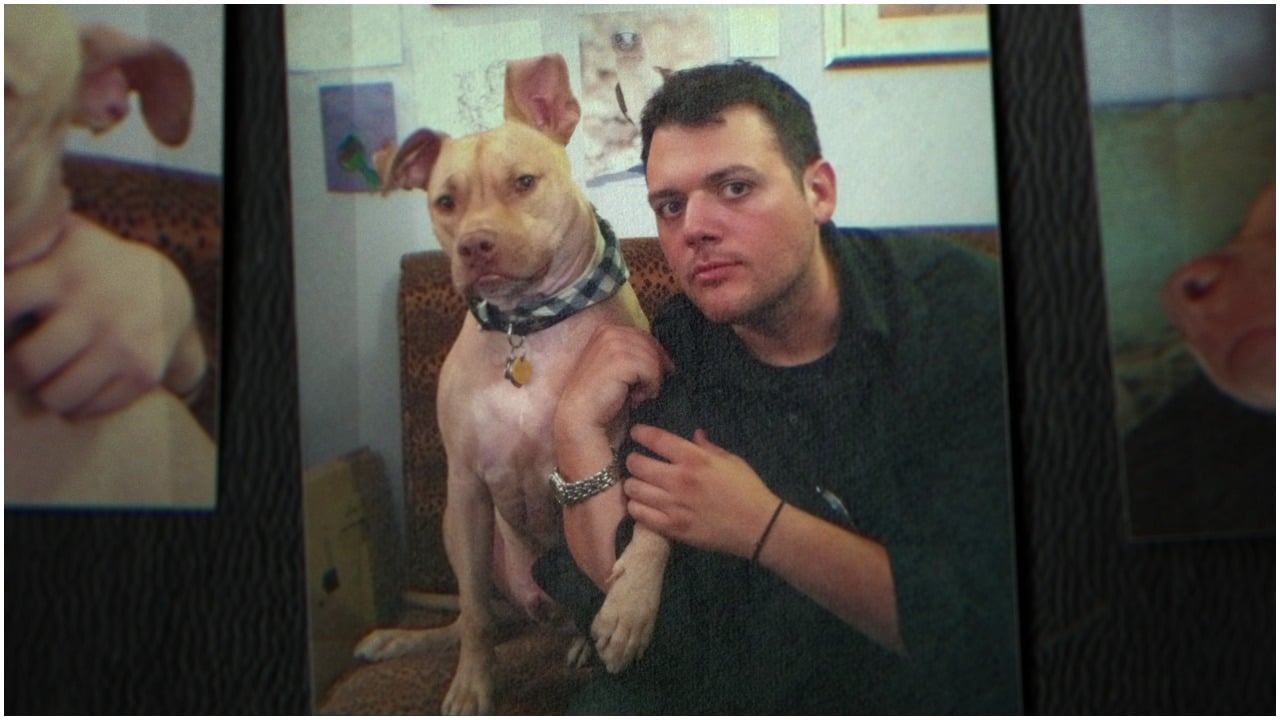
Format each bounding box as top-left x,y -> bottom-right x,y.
439,320 -> 590,532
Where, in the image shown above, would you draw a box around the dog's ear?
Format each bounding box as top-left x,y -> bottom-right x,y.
503,54 -> 581,146
75,24 -> 193,146
382,129 -> 446,196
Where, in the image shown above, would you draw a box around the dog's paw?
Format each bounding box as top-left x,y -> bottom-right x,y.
441,649 -> 496,715
591,549 -> 665,673
353,626 -> 456,661
565,634 -> 594,669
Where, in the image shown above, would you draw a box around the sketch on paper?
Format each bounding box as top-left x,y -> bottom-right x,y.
578,10 -> 717,184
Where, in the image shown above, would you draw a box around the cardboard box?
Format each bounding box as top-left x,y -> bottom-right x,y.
303,448 -> 399,702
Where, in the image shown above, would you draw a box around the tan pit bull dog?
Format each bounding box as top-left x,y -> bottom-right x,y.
352,54 -> 670,714
4,5 -> 213,507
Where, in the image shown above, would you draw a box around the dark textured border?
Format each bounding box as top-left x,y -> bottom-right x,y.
990,7 -> 1274,714
4,7 -> 310,713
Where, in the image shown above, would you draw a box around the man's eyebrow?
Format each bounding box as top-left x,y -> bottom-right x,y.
704,164 -> 760,185
648,165 -> 762,205
647,188 -> 682,206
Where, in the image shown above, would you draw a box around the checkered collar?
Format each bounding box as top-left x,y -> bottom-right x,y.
466,213 -> 629,336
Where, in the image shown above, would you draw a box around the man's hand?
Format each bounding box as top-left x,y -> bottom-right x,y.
554,325 -> 672,456
624,425 -> 782,559
626,423 -> 905,653
5,214 -> 205,418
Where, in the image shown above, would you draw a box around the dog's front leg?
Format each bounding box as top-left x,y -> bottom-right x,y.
440,472 -> 498,715
591,525 -> 671,673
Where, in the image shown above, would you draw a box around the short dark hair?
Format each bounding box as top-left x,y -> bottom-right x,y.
639,61 -> 822,182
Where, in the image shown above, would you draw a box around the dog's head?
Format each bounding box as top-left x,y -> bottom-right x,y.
381,54 -> 598,311
4,5 -> 193,258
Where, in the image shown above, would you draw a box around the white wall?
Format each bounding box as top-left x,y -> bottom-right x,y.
62,5 -> 225,176
1082,4 -> 1276,106
285,5 -> 1002,539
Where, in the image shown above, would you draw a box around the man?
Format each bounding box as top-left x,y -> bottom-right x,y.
539,61 -> 1020,713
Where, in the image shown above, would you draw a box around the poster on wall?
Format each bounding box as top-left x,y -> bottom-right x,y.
284,4 -> 1021,715
320,83 -> 398,193
4,4 -> 225,509
577,9 -> 717,184
1081,5 -> 1276,540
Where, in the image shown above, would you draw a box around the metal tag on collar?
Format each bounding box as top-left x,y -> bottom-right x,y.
504,324 -> 533,387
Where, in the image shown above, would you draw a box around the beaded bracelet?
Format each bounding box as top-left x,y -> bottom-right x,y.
751,500 -> 787,564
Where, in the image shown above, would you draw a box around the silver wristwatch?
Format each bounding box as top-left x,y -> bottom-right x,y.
548,462 -> 619,506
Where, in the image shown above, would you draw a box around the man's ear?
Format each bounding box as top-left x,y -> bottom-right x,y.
503,53 -> 581,146
76,23 -> 193,146
804,159 -> 838,225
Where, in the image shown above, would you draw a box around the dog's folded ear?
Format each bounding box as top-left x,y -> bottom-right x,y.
503,53 -> 581,146
381,129 -> 447,195
76,24 -> 194,146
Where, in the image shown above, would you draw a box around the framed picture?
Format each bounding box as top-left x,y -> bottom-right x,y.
1079,5 -> 1275,541
992,6 -> 1274,713
823,4 -> 989,67
4,4 -> 224,509
285,3 -> 1017,714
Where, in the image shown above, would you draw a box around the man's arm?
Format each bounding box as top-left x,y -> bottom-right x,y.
624,424 -> 905,655
553,324 -> 672,589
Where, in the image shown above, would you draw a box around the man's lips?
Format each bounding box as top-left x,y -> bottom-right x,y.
1226,325 -> 1276,373
691,259 -> 740,284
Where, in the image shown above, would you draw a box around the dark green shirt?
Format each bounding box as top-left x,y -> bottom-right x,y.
558,225 -> 1021,714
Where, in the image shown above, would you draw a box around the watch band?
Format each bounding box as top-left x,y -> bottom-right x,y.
549,462 -> 619,506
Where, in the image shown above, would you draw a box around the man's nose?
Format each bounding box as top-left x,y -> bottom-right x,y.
681,194 -> 719,246
1163,253 -> 1227,322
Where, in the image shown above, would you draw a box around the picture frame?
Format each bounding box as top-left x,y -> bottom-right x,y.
4,4 -> 225,510
824,4 -> 989,67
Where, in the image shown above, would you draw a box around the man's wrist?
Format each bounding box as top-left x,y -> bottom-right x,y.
553,413 -> 616,477
549,460 -> 619,506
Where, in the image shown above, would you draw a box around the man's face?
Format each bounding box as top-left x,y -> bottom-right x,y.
644,104 -> 835,326
1162,182 -> 1276,410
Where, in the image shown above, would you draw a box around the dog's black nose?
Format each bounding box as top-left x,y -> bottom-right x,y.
458,236 -> 497,260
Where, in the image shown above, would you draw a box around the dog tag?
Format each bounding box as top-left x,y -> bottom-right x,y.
505,355 -> 533,387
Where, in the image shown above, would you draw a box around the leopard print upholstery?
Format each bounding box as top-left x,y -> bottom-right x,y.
61,154 -> 222,436
397,238 -> 678,591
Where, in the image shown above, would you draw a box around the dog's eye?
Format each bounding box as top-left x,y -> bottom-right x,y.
435,195 -> 455,211
514,175 -> 536,192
